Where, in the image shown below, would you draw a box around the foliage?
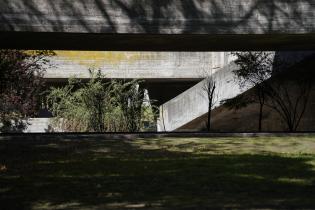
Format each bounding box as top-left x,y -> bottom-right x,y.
264,65 -> 314,131
142,102 -> 159,131
224,52 -> 314,132
111,79 -> 145,132
0,50 -> 55,132
226,52 -> 274,132
232,52 -> 274,88
47,70 -> 157,132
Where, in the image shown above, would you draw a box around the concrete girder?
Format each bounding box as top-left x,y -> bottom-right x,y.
0,0 -> 315,50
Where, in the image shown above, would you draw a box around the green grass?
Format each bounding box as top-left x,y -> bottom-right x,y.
1,136 -> 315,209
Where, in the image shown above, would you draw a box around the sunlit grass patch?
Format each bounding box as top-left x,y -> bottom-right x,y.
131,136 -> 315,155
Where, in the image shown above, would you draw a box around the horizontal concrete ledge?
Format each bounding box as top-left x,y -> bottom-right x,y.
46,78 -> 203,83
1,132 -> 315,141
1,32 -> 315,51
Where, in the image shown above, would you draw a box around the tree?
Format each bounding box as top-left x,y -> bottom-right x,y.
202,76 -> 217,132
224,52 -> 273,132
0,50 -> 55,132
48,70 -> 112,132
80,70 -> 109,132
224,51 -> 314,132
263,64 -> 314,131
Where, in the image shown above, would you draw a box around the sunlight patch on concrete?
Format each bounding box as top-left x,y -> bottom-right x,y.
55,51 -> 159,68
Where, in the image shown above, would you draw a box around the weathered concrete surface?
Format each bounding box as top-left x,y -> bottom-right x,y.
158,63 -> 241,131
24,118 -> 54,133
45,51 -> 232,105
1,0 -> 315,50
45,51 -> 231,79
159,51 -> 315,131
182,89 -> 315,132
181,64 -> 315,132
1,0 -> 314,34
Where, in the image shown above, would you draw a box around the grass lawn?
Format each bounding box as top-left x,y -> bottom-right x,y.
1,135 -> 315,209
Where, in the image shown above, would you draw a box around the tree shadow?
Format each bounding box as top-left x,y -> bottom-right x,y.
1,0 -> 314,34
1,136 -> 315,209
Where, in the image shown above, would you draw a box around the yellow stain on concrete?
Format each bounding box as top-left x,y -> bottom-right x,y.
54,51 -> 157,68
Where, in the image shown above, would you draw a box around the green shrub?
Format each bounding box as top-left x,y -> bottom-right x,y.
47,70 -> 157,132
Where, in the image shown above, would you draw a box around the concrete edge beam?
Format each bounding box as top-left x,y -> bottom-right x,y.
1,32 -> 315,51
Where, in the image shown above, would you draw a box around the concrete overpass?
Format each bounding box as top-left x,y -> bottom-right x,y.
45,51 -> 233,105
1,0 -> 315,132
1,0 -> 315,50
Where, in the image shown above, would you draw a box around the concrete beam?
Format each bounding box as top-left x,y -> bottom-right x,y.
1,0 -> 315,50
1,33 -> 315,51
1,0 -> 314,34
45,51 -> 231,79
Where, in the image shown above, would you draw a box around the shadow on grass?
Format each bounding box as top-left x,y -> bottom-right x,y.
0,136 -> 315,209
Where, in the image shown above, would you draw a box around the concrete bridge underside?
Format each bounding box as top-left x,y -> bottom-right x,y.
1,0 -> 315,50
47,79 -> 200,106
1,1 -> 315,132
44,51 -> 232,105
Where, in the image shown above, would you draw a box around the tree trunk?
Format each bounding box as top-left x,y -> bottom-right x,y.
207,83 -> 216,132
258,103 -> 263,132
257,87 -> 265,132
207,102 -> 211,132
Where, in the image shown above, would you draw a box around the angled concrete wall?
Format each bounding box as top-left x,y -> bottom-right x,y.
181,55 -> 315,132
159,51 -> 315,131
158,63 -> 240,131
